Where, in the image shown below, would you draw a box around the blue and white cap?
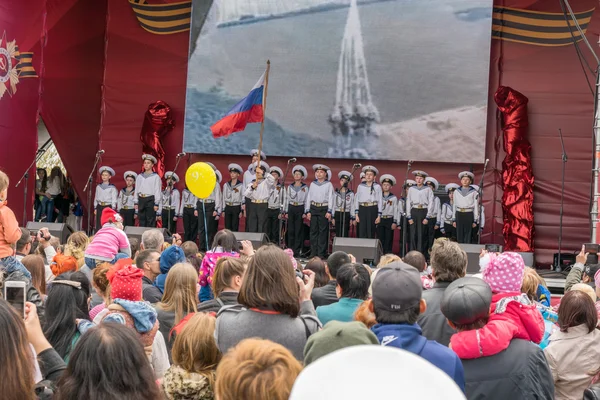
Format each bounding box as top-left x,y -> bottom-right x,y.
412,170 -> 428,178
215,170 -> 223,183
271,166 -> 284,177
228,163 -> 243,174
445,183 -> 460,193
99,166 -> 115,177
165,171 -> 179,183
425,177 -> 439,190
142,154 -> 157,164
292,165 -> 308,178
338,170 -> 353,182
362,165 -> 379,176
458,171 -> 475,181
380,174 -> 396,186
123,171 -> 137,181
251,149 -> 267,160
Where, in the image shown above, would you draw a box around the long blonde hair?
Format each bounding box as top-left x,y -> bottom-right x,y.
157,263 -> 198,325
64,232 -> 89,268
171,313 -> 221,386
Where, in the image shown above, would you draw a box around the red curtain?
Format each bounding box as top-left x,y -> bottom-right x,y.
494,86 -> 534,252
140,101 -> 174,178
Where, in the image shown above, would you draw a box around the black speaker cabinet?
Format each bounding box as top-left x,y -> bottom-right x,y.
232,232 -> 269,250
458,243 -> 504,274
26,222 -> 74,244
332,237 -> 382,267
124,227 -> 169,244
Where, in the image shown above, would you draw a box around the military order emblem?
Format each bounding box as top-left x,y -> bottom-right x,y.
0,31 -> 37,100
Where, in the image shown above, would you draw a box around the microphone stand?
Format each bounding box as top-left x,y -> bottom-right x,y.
166,154 -> 185,234
401,161 -> 412,257
16,143 -> 49,226
84,151 -> 103,236
557,128 -> 567,272
279,160 -> 294,249
476,160 -> 489,244
342,164 -> 362,238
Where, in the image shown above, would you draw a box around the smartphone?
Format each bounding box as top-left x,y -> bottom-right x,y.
238,241 -> 244,251
4,281 -> 26,318
485,244 -> 501,253
585,243 -> 600,255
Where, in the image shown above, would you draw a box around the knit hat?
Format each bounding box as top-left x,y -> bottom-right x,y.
303,321 -> 379,366
50,254 -> 78,277
101,207 -> 123,226
160,245 -> 186,274
440,277 -> 492,325
481,252 -> 525,293
106,258 -> 143,301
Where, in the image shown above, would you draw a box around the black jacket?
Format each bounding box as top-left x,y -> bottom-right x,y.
197,291 -> 239,314
463,339 -> 554,400
2,268 -> 45,324
311,280 -> 338,308
34,348 -> 67,399
586,384 -> 600,400
142,276 -> 163,304
417,282 -> 455,346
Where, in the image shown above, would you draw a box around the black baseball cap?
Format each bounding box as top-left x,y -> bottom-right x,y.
372,262 -> 422,312
440,277 -> 492,325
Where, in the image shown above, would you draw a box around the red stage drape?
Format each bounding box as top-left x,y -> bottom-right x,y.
494,86 -> 534,252
140,101 -> 174,178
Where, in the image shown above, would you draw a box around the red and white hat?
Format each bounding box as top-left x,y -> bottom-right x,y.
101,207 -> 123,226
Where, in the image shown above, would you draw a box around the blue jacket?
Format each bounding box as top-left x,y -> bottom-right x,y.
372,323 -> 465,392
316,298 -> 364,326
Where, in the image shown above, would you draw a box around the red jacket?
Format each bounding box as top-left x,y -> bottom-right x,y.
449,292 -> 544,359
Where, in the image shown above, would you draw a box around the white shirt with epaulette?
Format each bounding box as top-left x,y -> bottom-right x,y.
94,183 -> 118,209
453,186 -> 479,222
405,185 -> 434,220
354,182 -> 383,216
135,172 -> 162,207
244,174 -> 276,202
305,180 -> 334,214
333,188 -> 354,214
285,183 -> 308,213
222,180 -> 244,209
198,183 -> 223,215
268,183 -> 284,210
161,188 -> 181,217
381,193 -> 398,224
178,189 -> 198,216
117,187 -> 135,211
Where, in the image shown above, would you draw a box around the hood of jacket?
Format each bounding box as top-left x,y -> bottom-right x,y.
371,323 -> 428,354
162,365 -> 215,400
104,299 -> 158,333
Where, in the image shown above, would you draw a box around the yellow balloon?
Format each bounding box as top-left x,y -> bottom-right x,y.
185,162 -> 217,199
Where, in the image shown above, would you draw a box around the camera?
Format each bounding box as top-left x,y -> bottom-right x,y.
485,244 -> 501,253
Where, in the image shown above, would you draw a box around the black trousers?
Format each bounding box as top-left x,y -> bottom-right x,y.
377,217 -> 394,254
244,197 -> 252,232
138,196 -> 156,228
358,205 -> 378,239
409,208 -> 428,254
444,222 -> 456,241
161,208 -> 177,234
248,202 -> 268,233
182,207 -> 198,242
334,211 -> 351,239
224,205 -> 241,232
198,202 -> 217,251
456,211 -> 474,244
472,224 -> 481,244
287,205 -> 305,256
399,216 -> 408,257
427,217 -> 438,255
120,209 -> 135,228
95,204 -> 110,231
266,208 -> 281,243
309,205 -> 329,258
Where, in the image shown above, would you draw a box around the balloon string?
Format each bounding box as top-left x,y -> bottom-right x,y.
202,201 -> 209,251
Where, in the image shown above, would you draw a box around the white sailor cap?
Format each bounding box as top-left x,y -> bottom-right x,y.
380,174 -> 396,186
327,170 -> 332,181
458,171 -> 475,180
313,164 -> 330,172
445,183 -> 460,193
123,171 -> 137,181
165,171 -> 179,183
215,170 -> 222,183
338,170 -> 353,182
253,161 -> 270,173
412,170 -> 428,178
270,166 -> 284,177
142,154 -> 157,164
362,165 -> 379,176
228,163 -> 243,174
425,177 -> 439,190
405,179 -> 417,187
250,149 -> 267,160
98,166 -> 115,177
206,162 -> 217,171
360,172 -> 366,180
292,165 -> 308,177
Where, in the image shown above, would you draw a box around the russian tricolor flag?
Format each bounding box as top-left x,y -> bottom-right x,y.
210,71 -> 266,138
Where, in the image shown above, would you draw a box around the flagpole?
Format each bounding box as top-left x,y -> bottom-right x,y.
256,60 -> 270,169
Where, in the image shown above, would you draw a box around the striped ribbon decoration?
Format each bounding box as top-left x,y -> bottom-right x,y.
492,6 -> 595,47
128,0 -> 191,35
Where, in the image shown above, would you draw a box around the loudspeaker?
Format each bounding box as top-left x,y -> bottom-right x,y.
124,227 -> 169,243
458,243 -> 504,274
515,252 -> 535,267
232,232 -> 268,250
333,237 -> 382,267
26,222 -> 74,244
